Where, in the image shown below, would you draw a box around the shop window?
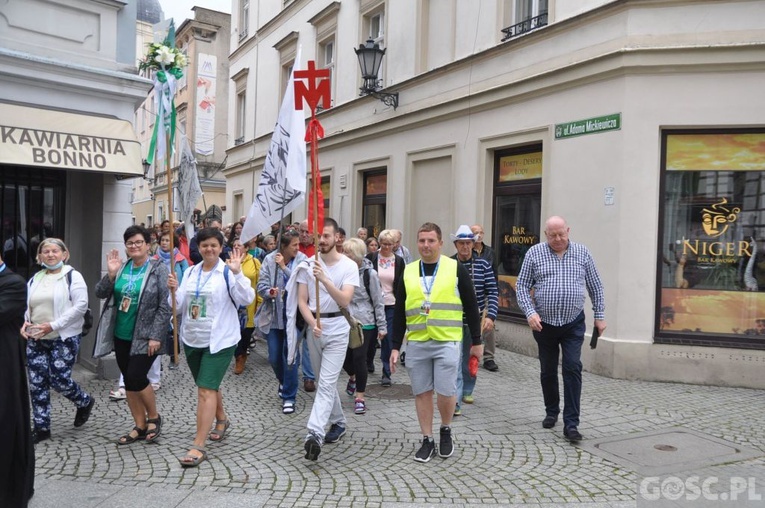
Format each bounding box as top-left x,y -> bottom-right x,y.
322,175 -> 331,211
1,166 -> 66,279
657,130 -> 765,349
362,170 -> 386,238
308,174 -> 331,218
492,146 -> 542,319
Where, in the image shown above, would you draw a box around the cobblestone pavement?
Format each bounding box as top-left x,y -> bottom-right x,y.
29,344 -> 765,507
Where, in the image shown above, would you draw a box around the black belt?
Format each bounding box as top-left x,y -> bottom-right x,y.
312,311 -> 342,319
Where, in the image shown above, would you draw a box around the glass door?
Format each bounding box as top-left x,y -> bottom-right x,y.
492,146 -> 542,319
362,170 -> 387,238
1,165 -> 66,279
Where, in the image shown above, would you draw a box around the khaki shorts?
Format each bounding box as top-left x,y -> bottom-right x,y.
405,339 -> 460,396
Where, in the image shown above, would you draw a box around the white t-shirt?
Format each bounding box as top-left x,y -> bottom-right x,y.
296,255 -> 359,337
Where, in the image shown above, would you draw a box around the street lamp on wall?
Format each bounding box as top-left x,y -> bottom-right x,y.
142,159 -> 153,182
355,38 -> 399,110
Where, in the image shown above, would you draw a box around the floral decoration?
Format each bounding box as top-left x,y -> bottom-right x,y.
139,42 -> 187,80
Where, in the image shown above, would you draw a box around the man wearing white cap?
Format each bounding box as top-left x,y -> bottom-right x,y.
450,225 -> 498,415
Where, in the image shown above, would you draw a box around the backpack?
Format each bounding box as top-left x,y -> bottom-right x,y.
65,270 -> 94,337
223,265 -> 248,329
363,268 -> 371,301
339,268 -> 373,350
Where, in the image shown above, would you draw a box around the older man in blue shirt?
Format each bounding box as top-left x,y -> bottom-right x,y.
516,216 -> 606,442
450,225 -> 498,415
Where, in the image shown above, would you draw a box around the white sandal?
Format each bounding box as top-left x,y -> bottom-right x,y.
282,401 -> 295,414
109,387 -> 126,401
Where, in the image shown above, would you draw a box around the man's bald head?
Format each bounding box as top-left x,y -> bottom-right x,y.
545,216 -> 567,231
544,216 -> 570,254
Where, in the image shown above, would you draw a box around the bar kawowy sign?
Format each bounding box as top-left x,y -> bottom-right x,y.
0,103 -> 143,176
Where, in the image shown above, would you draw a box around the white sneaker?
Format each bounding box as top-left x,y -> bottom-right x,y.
109,387 -> 126,401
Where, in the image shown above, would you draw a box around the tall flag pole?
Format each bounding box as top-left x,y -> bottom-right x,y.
294,61 -> 331,327
177,133 -> 202,253
140,21 -> 187,363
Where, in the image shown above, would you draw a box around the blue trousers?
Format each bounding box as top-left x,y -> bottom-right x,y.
266,328 -> 299,402
456,325 -> 476,399
301,332 -> 315,381
380,306 -> 395,378
26,336 -> 92,432
532,311 -> 585,429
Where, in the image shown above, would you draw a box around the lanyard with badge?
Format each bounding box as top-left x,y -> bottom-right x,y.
189,265 -> 215,320
420,259 -> 439,315
119,260 -> 148,313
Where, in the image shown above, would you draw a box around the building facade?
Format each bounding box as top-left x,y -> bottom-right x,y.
0,0 -> 149,371
224,0 -> 765,388
132,7 -> 231,228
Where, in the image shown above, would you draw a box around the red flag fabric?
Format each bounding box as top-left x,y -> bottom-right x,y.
308,170 -> 324,235
306,119 -> 325,235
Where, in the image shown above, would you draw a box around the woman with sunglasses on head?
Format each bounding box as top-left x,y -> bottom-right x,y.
21,238 -> 94,444
95,225 -> 171,446
167,228 -> 255,467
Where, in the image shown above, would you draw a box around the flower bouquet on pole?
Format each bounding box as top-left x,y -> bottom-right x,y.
140,21 -> 187,363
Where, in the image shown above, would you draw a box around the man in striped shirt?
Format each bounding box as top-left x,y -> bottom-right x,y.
450,225 -> 499,414
516,216 -> 606,442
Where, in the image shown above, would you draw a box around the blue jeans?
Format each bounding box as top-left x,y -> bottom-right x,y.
532,311 -> 585,429
301,332 -> 315,381
380,306 -> 395,378
267,328 -> 299,402
455,326 -> 476,400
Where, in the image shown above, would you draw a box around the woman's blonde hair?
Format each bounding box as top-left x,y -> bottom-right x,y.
36,238 -> 70,264
343,237 -> 367,265
378,229 -> 396,244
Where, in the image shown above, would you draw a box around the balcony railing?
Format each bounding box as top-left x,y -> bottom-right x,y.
234,136 -> 245,146
501,12 -> 548,41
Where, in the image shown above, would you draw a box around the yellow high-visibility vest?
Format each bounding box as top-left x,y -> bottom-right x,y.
403,255 -> 463,342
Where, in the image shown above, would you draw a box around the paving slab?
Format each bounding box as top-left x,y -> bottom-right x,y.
24,346 -> 765,507
581,427 -> 765,475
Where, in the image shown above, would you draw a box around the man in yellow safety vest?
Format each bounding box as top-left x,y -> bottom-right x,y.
389,222 -> 483,462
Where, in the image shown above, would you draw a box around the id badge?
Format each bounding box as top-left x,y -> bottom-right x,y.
420,300 -> 431,316
189,297 -> 206,320
119,296 -> 132,313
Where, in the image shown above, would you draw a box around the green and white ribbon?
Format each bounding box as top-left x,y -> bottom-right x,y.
146,66 -> 182,170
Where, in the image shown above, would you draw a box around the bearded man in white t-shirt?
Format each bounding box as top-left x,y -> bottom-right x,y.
297,217 -> 360,461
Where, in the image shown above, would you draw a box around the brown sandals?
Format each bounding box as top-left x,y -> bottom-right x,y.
178,446 -> 207,468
